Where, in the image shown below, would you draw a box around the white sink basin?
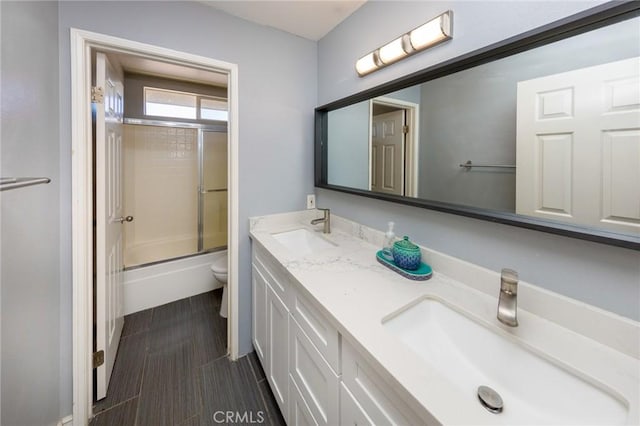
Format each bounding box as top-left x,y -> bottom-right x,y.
383,298 -> 628,425
272,228 -> 335,256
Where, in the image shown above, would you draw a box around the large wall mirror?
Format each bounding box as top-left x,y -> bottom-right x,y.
315,2 -> 640,249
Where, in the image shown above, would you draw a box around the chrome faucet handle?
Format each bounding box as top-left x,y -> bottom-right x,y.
500,268 -> 518,294
497,268 -> 519,327
310,208 -> 331,233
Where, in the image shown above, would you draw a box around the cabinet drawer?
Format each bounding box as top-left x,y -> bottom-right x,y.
253,245 -> 291,305
340,382 -> 374,426
342,340 -> 426,426
291,289 -> 340,373
289,317 -> 339,426
289,375 -> 318,426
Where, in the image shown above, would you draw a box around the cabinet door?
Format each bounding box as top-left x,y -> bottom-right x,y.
289,317 -> 340,426
342,340 -> 428,425
340,383 -> 374,426
267,285 -> 290,423
289,375 -> 318,426
251,264 -> 268,367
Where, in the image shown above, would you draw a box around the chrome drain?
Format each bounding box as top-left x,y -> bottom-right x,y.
477,385 -> 503,414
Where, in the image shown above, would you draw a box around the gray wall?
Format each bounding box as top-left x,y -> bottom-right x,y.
1,2 -> 62,425
317,1 -> 640,321
418,16 -> 640,211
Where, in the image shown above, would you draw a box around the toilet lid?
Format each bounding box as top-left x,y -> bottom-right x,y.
210,254 -> 228,274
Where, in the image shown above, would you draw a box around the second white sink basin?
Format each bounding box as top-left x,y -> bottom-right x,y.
272,228 -> 335,256
383,298 -> 628,425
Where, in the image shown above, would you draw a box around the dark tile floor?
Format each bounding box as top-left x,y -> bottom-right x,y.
90,289 -> 286,426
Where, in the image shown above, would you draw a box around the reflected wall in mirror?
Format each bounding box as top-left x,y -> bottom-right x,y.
318,3 -> 640,248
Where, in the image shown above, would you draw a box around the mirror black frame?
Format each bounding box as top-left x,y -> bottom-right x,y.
315,1 -> 640,250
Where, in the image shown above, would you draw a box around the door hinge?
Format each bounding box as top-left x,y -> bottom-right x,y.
93,350 -> 105,368
402,125 -> 409,134
91,86 -> 104,104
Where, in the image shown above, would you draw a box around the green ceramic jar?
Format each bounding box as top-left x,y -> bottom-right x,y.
392,236 -> 422,270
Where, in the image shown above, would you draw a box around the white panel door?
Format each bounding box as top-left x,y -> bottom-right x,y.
371,110 -> 405,195
95,52 -> 125,400
267,286 -> 290,423
516,57 -> 640,234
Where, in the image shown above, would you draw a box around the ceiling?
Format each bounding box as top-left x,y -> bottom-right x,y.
201,0 -> 367,41
112,53 -> 229,87
110,1 -> 368,86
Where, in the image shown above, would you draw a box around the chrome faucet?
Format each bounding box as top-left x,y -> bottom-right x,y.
497,268 -> 519,327
310,208 -> 331,234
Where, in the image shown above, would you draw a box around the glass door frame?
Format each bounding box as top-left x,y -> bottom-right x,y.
197,127 -> 228,252
122,118 -> 227,256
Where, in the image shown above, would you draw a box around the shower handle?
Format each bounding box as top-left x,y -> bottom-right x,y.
115,215 -> 134,223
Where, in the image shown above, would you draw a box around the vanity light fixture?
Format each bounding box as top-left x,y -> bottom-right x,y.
355,10 -> 453,77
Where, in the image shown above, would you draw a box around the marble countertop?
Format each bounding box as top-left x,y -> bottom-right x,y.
249,210 -> 640,425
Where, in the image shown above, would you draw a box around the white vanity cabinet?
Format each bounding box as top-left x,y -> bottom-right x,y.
251,242 -> 426,426
252,243 -> 341,426
252,247 -> 290,423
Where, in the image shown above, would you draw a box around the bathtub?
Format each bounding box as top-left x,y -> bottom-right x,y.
124,236 -> 200,268
123,250 -> 226,315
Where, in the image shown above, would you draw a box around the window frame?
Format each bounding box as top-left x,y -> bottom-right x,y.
143,86 -> 228,122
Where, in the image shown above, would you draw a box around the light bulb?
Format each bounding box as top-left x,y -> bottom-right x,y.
410,13 -> 450,50
378,37 -> 407,64
356,52 -> 378,76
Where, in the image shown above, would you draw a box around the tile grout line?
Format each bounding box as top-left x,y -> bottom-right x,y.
193,362 -> 206,424
245,353 -> 282,425
133,308 -> 152,426
255,376 -> 282,426
191,338 -> 205,425
91,395 -> 140,422
246,354 -> 264,385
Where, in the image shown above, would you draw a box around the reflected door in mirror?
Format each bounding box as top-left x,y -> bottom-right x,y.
371,109 -> 405,195
516,57 -> 640,235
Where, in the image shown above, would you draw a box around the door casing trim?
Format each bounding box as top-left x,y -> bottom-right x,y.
70,28 -> 240,424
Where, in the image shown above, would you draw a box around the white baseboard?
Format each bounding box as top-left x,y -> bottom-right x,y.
123,252 -> 224,315
58,415 -> 73,426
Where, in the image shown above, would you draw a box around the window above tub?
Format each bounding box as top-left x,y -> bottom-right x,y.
143,87 -> 227,122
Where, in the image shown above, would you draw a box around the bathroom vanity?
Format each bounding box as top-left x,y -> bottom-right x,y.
249,211 -> 640,425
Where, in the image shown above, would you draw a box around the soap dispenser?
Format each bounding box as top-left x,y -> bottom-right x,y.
382,221 -> 396,260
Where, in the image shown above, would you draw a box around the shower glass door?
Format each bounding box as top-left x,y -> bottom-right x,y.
199,130 -> 228,252
123,123 -> 227,268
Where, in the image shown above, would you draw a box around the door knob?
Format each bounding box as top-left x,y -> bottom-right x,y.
115,216 -> 134,223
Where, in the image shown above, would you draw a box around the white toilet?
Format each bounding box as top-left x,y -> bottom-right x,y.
210,252 -> 228,318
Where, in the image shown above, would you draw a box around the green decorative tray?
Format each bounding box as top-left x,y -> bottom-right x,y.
376,250 -> 433,281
